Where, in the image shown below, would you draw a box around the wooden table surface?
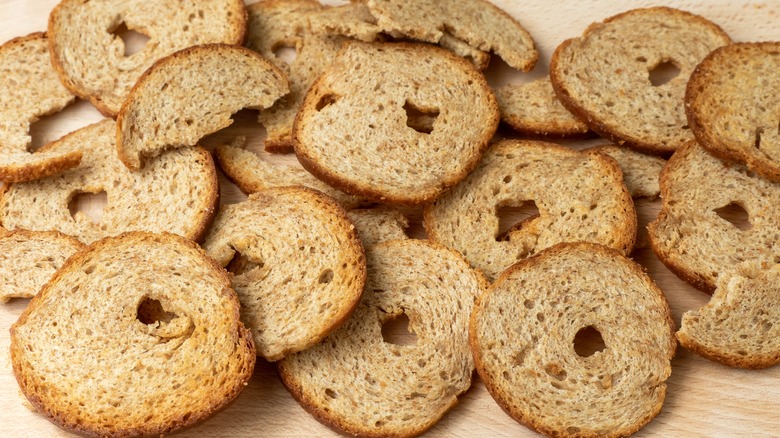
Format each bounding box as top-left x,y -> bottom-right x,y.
1,0 -> 779,437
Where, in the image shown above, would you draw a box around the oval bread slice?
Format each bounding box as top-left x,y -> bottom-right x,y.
279,239 -> 487,437
0,33 -> 78,183
470,242 -> 676,438
117,44 -> 289,170
293,41 -> 499,205
424,139 -> 636,281
48,0 -> 247,116
10,232 -> 255,437
201,187 -> 366,361
550,7 -> 731,154
686,42 -> 780,182
0,120 -> 218,244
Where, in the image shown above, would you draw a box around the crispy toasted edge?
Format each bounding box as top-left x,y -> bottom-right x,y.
685,41 -> 780,183
549,6 -> 731,156
469,241 -> 676,438
584,143 -> 666,199
278,238 -> 488,438
9,231 -> 256,438
292,41 -> 499,206
116,43 -> 287,170
47,0 -> 248,118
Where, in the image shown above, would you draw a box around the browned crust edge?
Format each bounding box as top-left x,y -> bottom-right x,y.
469,241 -> 676,438
9,231 -> 256,438
186,146 -> 221,244
677,330 -> 780,370
549,7 -> 732,157
292,41 -> 499,206
685,41 -> 780,183
213,144 -> 265,195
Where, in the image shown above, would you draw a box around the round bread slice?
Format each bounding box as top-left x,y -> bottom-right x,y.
686,42 -> 780,182
495,77 -> 590,138
10,232 -> 255,437
279,239 -> 487,437
424,139 -> 636,281
678,260 -> 780,369
648,141 -> 780,292
117,44 -> 289,170
0,119 -> 218,244
550,7 -> 731,155
293,41 -> 499,205
0,33 -> 78,183
201,187 -> 366,361
586,145 -> 666,199
48,0 -> 247,117
347,207 -> 408,248
470,242 -> 676,438
0,230 -> 85,303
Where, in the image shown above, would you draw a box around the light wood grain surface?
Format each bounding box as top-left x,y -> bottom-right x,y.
1,0 -> 779,437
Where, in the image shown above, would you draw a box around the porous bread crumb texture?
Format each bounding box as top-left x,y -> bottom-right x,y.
201,186 -> 366,361
587,145 -> 666,199
0,33 -> 79,183
648,141 -> 780,293
48,0 -> 247,116
678,261 -> 780,369
424,139 -> 636,282
0,230 -> 85,303
10,232 -> 255,437
686,42 -> 780,182
470,242 -> 676,438
362,0 -> 537,71
246,0 -> 344,153
0,119 -> 218,244
550,7 -> 731,155
348,207 -> 409,248
117,44 -> 289,169
214,140 -> 364,208
279,239 -> 488,438
293,41 -> 499,205
496,77 -> 590,138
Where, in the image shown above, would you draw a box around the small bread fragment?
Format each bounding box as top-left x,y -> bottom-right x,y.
201,187 -> 366,361
246,0 -> 344,153
48,0 -> 247,116
678,260 -> 780,369
117,44 -> 289,169
0,230 -> 85,303
0,33 -> 78,183
495,78 -> 590,138
648,141 -> 780,292
279,240 -> 487,437
10,232 -> 255,437
293,41 -> 499,205
424,139 -> 636,281
587,145 -> 666,199
471,242 -> 675,438
550,7 -> 731,154
0,120 -> 218,244
686,42 -> 780,182
347,207 -> 408,248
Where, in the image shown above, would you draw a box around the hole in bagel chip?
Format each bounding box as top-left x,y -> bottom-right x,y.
648,60 -> 680,87
110,22 -> 150,57
714,202 -> 752,231
68,190 -> 107,224
496,200 -> 540,241
381,312 -> 418,346
573,326 -> 606,357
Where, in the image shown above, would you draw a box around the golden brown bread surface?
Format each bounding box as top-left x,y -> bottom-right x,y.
10,232 -> 255,437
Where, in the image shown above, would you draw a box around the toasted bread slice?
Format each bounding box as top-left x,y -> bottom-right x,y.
0,230 -> 85,303
587,145 -> 666,199
424,139 -> 636,281
550,7 -> 731,154
0,120 -> 218,244
471,242 -> 675,437
215,138 -> 364,208
48,0 -> 247,116
202,187 -> 366,361
279,239 -> 487,437
678,260 -> 780,369
0,33 -> 78,183
10,232 -> 255,437
496,77 -> 590,138
348,207 -> 408,248
293,41 -> 498,205
246,0 -> 343,153
116,44 -> 289,170
648,141 -> 780,292
686,42 -> 780,182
